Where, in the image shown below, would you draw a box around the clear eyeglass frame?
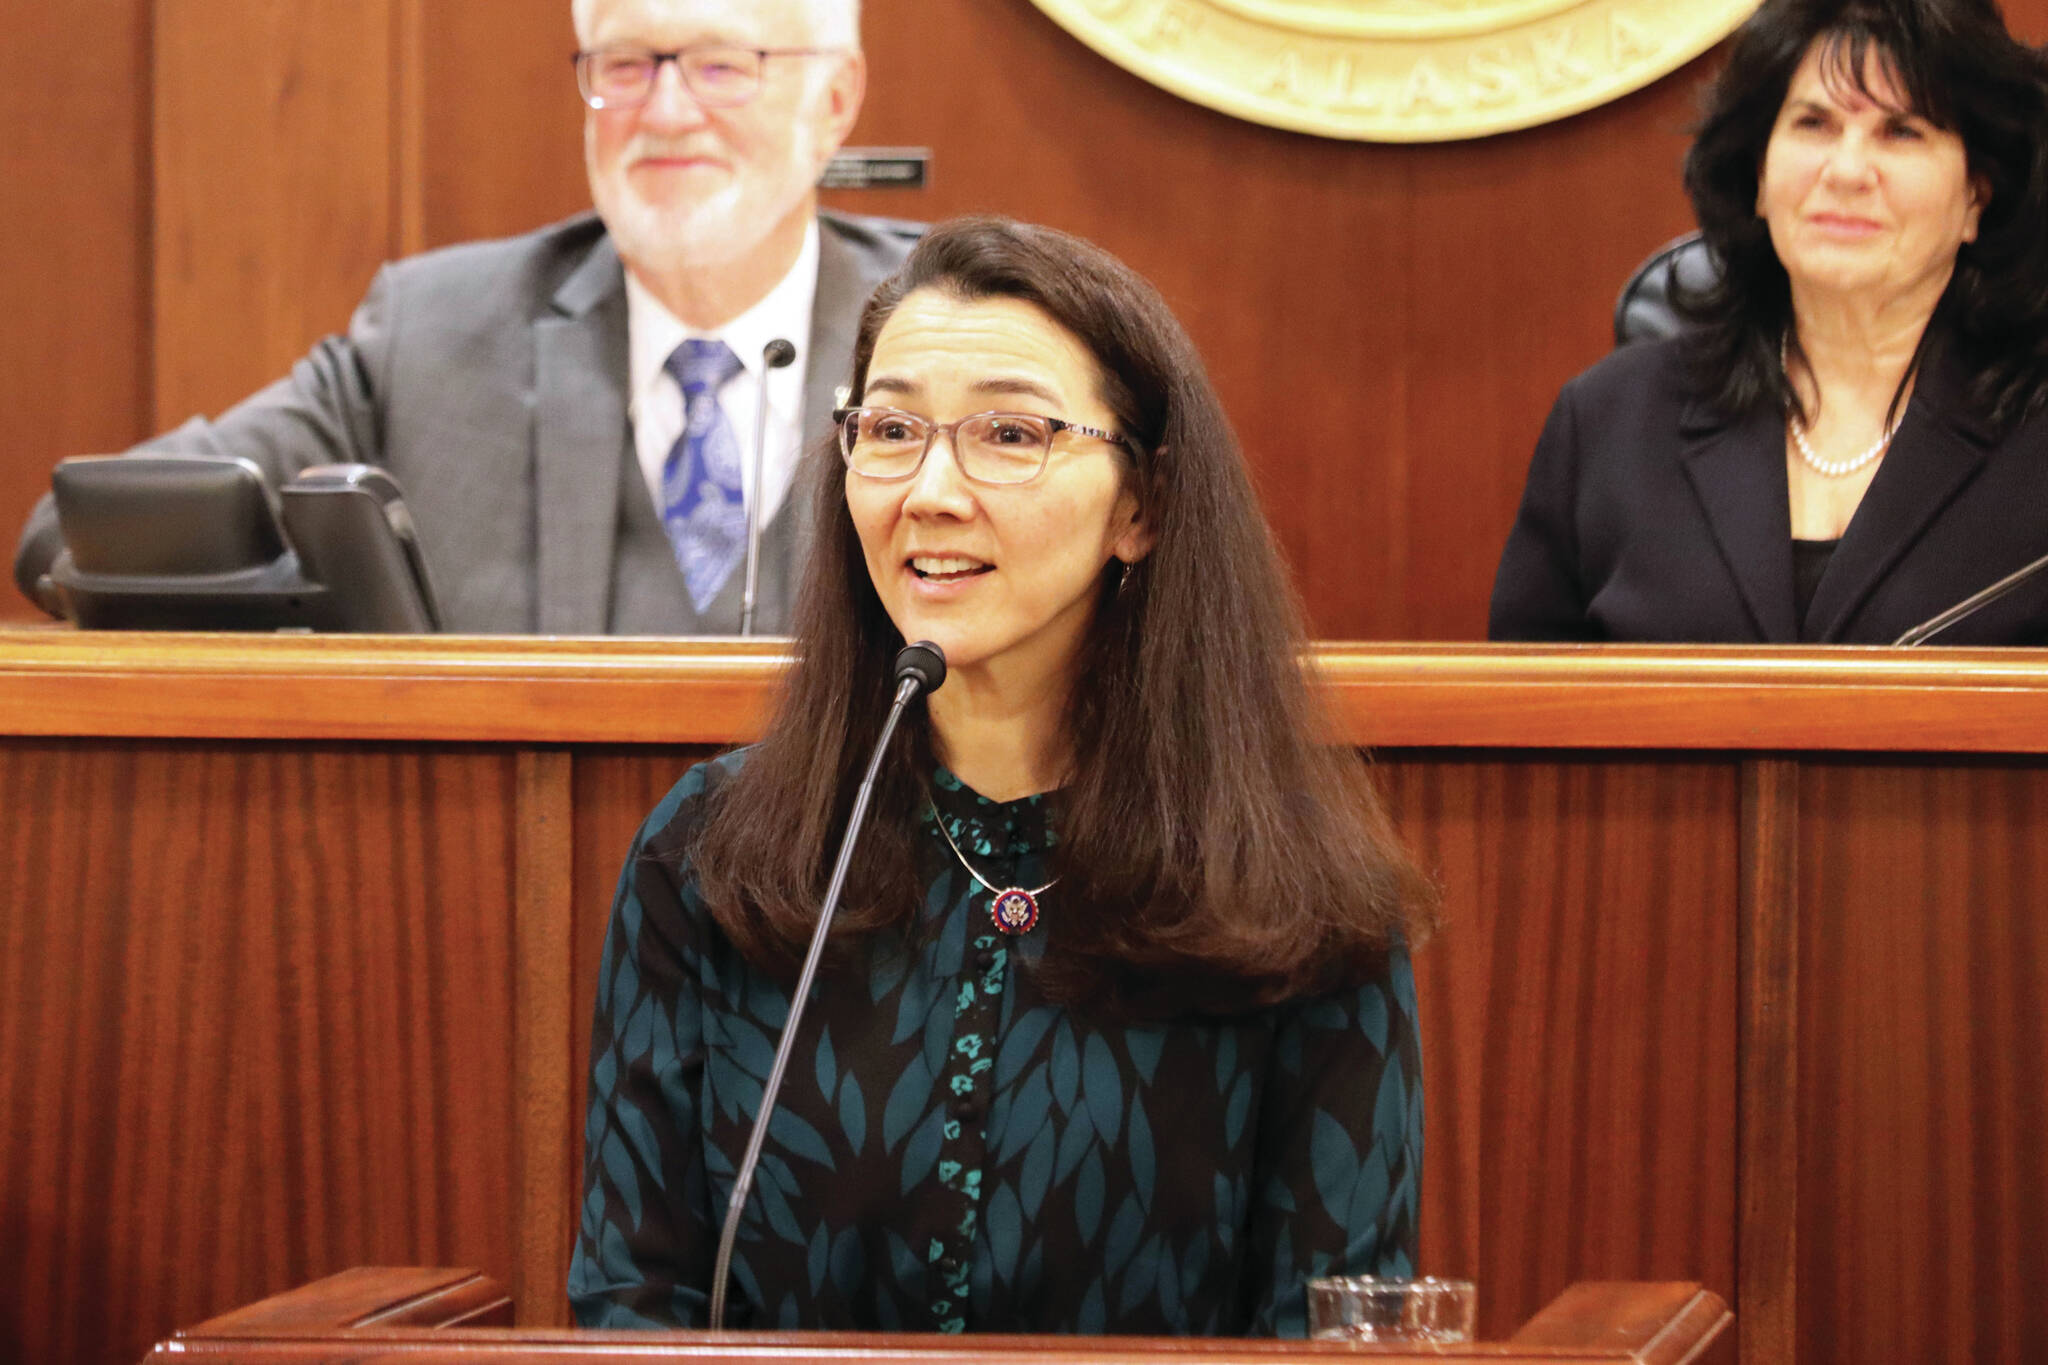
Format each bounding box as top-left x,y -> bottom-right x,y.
834,406 -> 1140,487
571,44 -> 839,110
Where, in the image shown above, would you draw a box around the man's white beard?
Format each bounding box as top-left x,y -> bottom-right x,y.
587,134 -> 821,274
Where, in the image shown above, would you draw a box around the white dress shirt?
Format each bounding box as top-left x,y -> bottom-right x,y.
625,220 -> 820,531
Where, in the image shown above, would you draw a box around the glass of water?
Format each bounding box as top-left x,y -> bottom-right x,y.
1305,1275 -> 1477,1343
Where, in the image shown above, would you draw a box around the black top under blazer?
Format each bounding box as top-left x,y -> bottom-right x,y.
1489,336 -> 2048,644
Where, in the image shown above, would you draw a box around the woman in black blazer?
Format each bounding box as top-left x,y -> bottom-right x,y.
1491,0 -> 2048,644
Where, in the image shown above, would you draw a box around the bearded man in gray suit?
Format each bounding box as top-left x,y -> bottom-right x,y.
14,0 -> 916,634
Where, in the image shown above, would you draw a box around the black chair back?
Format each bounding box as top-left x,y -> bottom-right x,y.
1612,231 -> 1719,346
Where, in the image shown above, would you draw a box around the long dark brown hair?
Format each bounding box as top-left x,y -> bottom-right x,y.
686,216 -> 1435,1019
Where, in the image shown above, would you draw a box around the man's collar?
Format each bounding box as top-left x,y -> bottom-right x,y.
624,219 -> 821,413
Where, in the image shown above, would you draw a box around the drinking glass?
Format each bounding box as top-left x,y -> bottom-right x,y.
1305,1275 -> 1477,1344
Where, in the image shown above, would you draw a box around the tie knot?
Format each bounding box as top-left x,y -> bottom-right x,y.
667,338 -> 743,398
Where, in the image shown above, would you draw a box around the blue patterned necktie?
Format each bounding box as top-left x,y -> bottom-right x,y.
660,339 -> 748,613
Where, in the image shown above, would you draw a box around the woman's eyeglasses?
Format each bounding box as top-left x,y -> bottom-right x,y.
835,407 -> 1139,486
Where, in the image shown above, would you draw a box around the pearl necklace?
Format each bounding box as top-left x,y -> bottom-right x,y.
931,805 -> 1054,935
1782,337 -> 1896,478
1788,411 -> 1895,477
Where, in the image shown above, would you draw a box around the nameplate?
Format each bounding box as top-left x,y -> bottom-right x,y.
822,148 -> 932,190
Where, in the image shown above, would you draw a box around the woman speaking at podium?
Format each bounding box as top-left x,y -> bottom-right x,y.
568,218 -> 1435,1336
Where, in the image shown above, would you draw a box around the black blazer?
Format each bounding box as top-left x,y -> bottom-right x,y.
1489,337 -> 2048,644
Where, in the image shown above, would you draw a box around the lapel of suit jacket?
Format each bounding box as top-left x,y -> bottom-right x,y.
753,218 -> 889,590
534,236 -> 630,636
1806,353 -> 1994,641
805,221 -> 869,439
1679,398 -> 1802,642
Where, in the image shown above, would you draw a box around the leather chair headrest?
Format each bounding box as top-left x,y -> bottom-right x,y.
1613,231 -> 1720,347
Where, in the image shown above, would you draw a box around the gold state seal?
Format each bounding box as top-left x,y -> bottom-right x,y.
1028,0 -> 1761,141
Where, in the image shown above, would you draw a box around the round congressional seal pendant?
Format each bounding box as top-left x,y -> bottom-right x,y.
989,887 -> 1043,935
1028,0 -> 1761,141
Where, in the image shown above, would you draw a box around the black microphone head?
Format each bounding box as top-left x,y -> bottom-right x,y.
893,640 -> 946,695
762,338 -> 797,369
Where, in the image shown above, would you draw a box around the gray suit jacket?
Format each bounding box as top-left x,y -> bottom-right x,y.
15,210 -> 919,634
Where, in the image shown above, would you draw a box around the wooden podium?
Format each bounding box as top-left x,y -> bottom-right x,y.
142,1267 -> 1729,1364
5,634 -> 2045,1365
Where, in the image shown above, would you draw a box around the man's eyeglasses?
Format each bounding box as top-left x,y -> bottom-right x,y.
835,407 -> 1140,486
572,45 -> 838,110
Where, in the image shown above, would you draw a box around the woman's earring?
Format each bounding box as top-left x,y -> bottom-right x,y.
1117,560 -> 1135,595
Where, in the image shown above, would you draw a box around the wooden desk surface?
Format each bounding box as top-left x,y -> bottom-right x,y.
146,1267 -> 1729,1365
6,632 -> 2048,749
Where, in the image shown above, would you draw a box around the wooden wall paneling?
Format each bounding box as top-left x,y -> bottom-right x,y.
416,0 -> 587,250
1379,756 -> 1482,1299
150,0 -> 402,428
564,746 -> 726,1229
0,0 -> 152,621
228,744 -> 523,1279
1399,80 -> 1702,640
2001,0 -> 2048,44
392,0 -> 427,259
0,738 -> 114,1364
1796,759 -> 2048,1365
0,739 -> 527,1365
1380,755 -> 1740,1344
568,745 -> 725,1037
1735,759 -> 1797,1365
513,748 -> 577,1327
17,645 -> 2048,1365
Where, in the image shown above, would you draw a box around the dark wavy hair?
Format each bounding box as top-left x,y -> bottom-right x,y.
686,215 -> 1436,1019
1679,0 -> 2048,431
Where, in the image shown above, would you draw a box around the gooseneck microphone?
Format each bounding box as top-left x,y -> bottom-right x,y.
739,338 -> 798,636
707,641 -> 947,1328
1894,545 -> 2048,644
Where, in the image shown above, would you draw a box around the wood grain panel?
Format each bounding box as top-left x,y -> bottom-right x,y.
0,0 -> 152,621
0,739 -> 526,1365
151,0 -> 400,427
1796,760 -> 2048,1365
513,749 -> 576,1327
1735,762 -> 1797,1365
566,746 -> 725,1135
15,634 -> 2048,752
1376,756 -> 1740,1344
187,1265 -> 511,1332
15,650 -> 2048,1365
559,745 -> 721,1342
417,0 -> 588,249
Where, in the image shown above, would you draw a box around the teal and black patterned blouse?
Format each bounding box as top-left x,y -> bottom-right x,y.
568,752 -> 1423,1336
